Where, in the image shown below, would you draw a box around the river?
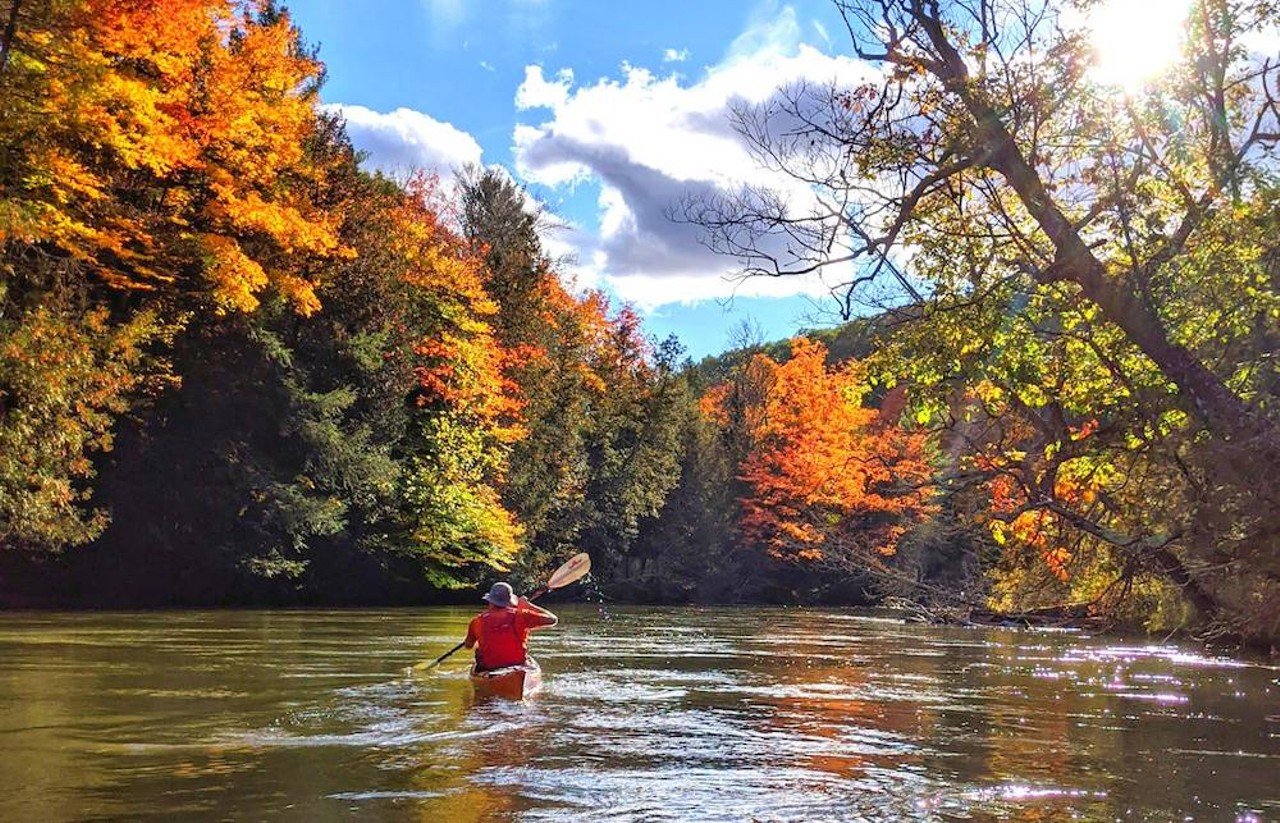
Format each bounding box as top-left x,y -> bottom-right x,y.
0,607 -> 1276,821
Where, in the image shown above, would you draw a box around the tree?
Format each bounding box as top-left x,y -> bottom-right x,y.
688,0 -> 1280,643
730,338 -> 934,572
576,325 -> 690,582
0,0 -> 341,554
380,174 -> 525,586
0,293 -> 176,550
691,0 -> 1276,442
457,166 -> 548,338
0,0 -> 340,311
81,143 -> 526,602
628,373 -> 741,602
455,167 -> 689,587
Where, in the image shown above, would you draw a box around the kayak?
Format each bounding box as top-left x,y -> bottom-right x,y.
469,657 -> 543,700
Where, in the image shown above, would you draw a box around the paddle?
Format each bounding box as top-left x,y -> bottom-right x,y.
409,552 -> 591,674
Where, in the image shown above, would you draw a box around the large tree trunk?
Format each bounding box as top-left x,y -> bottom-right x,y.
1148,545 -> 1222,621
0,1 -> 21,76
917,14 -> 1268,444
992,140 -> 1264,441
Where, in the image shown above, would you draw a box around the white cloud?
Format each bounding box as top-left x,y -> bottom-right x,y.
515,66 -> 575,110
812,19 -> 831,49
662,47 -> 690,63
725,4 -> 802,61
511,8 -> 873,308
604,269 -> 834,311
324,104 -> 482,180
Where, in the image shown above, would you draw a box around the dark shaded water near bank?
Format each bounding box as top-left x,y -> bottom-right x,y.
0,606 -> 1276,821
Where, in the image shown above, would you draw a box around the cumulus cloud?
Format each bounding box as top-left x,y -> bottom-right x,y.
662,48 -> 689,63
512,9 -> 874,307
323,104 -> 483,179
515,66 -> 575,111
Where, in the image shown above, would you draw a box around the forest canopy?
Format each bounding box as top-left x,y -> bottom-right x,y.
0,0 -> 1276,649
685,0 -> 1280,644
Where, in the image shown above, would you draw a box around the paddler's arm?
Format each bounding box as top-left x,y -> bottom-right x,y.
463,616 -> 480,649
517,595 -> 558,628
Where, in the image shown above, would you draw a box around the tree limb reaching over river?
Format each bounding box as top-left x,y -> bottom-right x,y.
684,0 -> 1280,646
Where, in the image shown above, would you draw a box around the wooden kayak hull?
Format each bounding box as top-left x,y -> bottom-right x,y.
469,658 -> 542,700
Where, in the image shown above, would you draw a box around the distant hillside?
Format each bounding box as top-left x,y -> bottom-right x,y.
689,310 -> 904,401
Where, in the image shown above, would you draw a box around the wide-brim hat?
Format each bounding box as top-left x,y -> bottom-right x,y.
482,581 -> 515,608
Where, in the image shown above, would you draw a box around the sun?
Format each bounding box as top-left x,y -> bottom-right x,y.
1088,0 -> 1193,90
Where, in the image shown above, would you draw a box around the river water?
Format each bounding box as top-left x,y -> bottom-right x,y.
0,607 -> 1276,821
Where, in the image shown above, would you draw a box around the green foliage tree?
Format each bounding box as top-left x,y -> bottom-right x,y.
688,0 -> 1280,642
577,329 -> 691,582
456,169 -> 690,590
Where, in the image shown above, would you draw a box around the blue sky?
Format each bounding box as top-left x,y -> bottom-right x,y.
286,0 -> 862,359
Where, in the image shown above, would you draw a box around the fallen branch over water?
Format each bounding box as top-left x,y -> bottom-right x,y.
882,597 -> 1114,631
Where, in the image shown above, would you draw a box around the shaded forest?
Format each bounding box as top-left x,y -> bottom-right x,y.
1,0 -> 1277,650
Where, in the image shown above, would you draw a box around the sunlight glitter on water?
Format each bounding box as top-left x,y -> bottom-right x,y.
0,607 -> 1277,821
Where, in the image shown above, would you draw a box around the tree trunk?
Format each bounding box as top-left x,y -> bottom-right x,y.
1149,545 -> 1221,620
0,0 -> 20,77
918,10 -> 1269,445
988,133 -> 1264,441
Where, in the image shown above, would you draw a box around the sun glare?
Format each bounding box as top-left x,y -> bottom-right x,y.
1089,0 -> 1192,90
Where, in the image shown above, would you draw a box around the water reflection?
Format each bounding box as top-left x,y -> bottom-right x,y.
0,608 -> 1275,821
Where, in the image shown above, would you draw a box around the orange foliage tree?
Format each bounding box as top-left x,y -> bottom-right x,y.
0,0 -> 342,551
717,338 -> 935,569
386,174 -> 526,576
0,0 -> 340,312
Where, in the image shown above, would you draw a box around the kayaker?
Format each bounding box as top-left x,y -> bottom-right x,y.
464,582 -> 558,671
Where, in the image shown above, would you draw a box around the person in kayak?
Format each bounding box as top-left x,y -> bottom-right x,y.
464,582 -> 558,671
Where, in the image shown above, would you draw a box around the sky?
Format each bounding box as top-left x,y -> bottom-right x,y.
284,0 -> 869,359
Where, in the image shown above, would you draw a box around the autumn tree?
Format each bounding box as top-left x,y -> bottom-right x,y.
456,170 -> 688,588
1,2 -> 528,602
76,131 -> 527,604
737,339 -> 933,569
0,0 -> 339,310
688,0 -> 1280,643
0,296 -> 177,550
382,174 -> 524,585
0,0 -> 341,554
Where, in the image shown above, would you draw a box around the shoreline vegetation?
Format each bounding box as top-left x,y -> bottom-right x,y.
1,1 -> 1278,655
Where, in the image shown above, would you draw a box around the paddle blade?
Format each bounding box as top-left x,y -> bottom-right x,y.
546,552 -> 591,589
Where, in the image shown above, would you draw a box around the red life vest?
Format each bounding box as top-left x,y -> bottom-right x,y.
470,607 -> 529,670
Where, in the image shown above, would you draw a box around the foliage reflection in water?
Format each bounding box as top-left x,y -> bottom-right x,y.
0,607 -> 1276,821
